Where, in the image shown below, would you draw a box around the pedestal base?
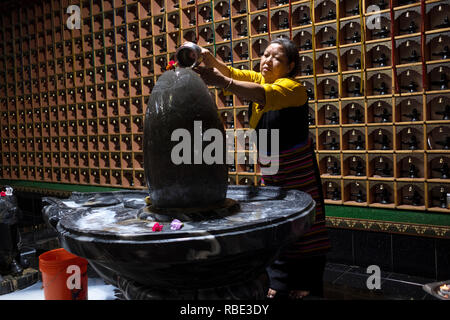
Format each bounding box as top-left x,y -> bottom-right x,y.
115,272 -> 269,300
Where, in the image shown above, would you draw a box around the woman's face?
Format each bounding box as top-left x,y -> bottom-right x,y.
260,43 -> 294,83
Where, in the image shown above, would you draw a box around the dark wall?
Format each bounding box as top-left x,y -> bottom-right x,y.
327,227 -> 450,280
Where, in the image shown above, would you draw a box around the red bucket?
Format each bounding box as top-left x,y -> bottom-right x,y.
39,248 -> 88,300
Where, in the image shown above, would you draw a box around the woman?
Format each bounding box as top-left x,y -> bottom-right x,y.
194,38 -> 331,299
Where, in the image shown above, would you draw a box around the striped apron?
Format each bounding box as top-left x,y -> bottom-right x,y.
261,138 -> 331,258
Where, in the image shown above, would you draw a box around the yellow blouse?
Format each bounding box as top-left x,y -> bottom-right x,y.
227,66 -> 308,128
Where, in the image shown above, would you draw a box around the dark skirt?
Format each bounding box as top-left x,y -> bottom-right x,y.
261,139 -> 331,293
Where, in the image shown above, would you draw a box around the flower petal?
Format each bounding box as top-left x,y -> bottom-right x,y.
170,219 -> 183,230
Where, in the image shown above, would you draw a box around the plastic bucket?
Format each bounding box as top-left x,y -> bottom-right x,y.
39,248 -> 88,300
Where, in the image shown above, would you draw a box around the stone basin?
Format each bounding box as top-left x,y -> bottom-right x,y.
43,185 -> 315,299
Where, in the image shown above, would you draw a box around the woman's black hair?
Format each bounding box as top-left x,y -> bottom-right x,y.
269,37 -> 300,78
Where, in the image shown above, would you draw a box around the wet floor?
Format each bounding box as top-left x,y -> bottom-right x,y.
0,262 -> 439,300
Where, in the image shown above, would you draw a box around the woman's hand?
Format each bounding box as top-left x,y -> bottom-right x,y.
199,47 -> 216,68
182,42 -> 231,77
194,66 -> 229,88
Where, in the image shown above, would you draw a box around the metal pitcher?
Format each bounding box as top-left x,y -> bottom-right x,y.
175,42 -> 203,68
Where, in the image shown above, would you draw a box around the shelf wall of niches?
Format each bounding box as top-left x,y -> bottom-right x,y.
0,0 -> 152,188
0,0 -> 449,211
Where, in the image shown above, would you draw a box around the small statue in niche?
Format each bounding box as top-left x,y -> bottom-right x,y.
257,1 -> 267,10
298,13 -> 310,25
348,58 -> 361,70
323,137 -> 339,150
351,189 -> 365,203
399,21 -> 418,34
432,162 -> 448,179
374,134 -> 391,150
324,86 -> 338,99
301,65 -> 313,76
257,23 -> 268,34
237,25 -> 247,37
350,160 -> 365,176
278,17 -> 289,29
401,135 -> 419,150
401,163 -> 419,178
401,50 -> 420,63
404,190 -> 422,206
320,9 -> 336,22
300,39 -> 312,50
345,31 -> 361,43
373,108 -> 391,122
435,136 -> 450,150
375,162 -> 392,177
225,95 -> 233,107
375,187 -> 391,204
323,60 -> 337,73
327,187 -> 340,201
434,16 -> 450,29
327,161 -> 340,175
348,135 -> 365,150
373,82 -> 389,95
400,81 -> 419,93
325,112 -> 339,124
402,108 -> 421,121
431,73 -> 449,90
348,109 -> 363,123
346,4 -> 359,16
373,53 -> 388,67
348,82 -> 362,97
372,26 -> 389,39
320,35 -> 336,47
435,104 -> 450,120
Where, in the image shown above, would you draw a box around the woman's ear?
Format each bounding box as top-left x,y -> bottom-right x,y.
288,61 -> 295,75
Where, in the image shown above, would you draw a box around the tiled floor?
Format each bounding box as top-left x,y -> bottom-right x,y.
0,278 -> 117,300
323,262 -> 440,300
0,262 -> 441,300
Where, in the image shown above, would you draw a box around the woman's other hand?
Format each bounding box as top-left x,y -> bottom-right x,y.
194,66 -> 229,88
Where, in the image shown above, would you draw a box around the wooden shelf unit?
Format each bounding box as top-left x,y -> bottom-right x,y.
0,0 -> 449,212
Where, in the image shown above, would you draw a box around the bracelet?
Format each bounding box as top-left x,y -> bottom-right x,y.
224,78 -> 233,90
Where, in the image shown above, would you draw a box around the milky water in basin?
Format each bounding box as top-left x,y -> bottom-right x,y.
48,187 -> 314,240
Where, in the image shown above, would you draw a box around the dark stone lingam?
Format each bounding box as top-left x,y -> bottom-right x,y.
42,68 -> 316,300
143,68 -> 227,209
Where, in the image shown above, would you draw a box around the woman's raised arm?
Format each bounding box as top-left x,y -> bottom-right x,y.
194,66 -> 266,106
199,47 -> 231,78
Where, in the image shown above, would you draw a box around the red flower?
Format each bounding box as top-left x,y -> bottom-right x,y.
0,191 -> 5,197
166,60 -> 177,71
152,222 -> 163,232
